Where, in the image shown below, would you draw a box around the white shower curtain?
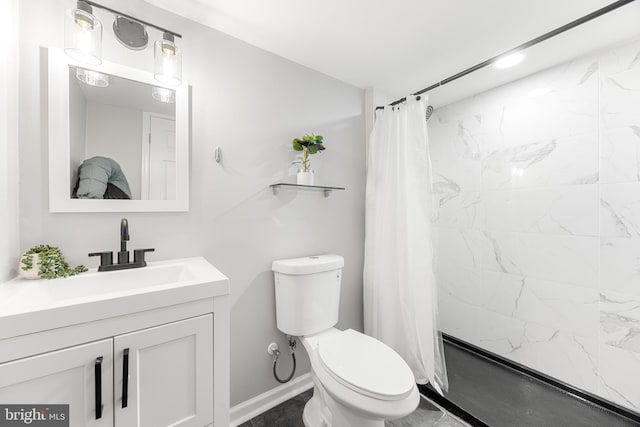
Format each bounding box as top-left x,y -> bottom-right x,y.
363,95 -> 448,393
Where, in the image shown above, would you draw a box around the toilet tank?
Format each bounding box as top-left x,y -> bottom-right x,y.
272,254 -> 344,336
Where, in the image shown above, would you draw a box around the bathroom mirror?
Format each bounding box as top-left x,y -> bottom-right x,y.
47,47 -> 190,212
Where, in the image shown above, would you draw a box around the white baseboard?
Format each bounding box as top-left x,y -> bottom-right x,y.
230,373 -> 314,426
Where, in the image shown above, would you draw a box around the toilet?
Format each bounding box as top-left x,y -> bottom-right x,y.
272,254 -> 419,427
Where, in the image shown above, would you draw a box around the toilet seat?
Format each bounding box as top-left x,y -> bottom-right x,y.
317,329 -> 415,401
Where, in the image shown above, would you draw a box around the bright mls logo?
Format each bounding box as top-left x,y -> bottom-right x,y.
0,405 -> 69,426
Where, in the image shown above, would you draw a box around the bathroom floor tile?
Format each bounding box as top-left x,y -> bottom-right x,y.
247,390 -> 311,427
386,396 -> 452,427
244,388 -> 467,427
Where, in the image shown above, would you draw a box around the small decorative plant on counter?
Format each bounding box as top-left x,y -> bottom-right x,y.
292,133 -> 325,185
20,245 -> 88,280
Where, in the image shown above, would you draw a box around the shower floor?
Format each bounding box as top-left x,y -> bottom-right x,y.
427,339 -> 640,427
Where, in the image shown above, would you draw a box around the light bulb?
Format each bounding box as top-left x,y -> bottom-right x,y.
64,1 -> 102,65
154,32 -> 182,86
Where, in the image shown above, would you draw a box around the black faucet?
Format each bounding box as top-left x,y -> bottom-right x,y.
89,218 -> 155,272
119,218 -> 130,264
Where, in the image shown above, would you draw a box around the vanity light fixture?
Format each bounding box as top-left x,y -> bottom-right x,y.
494,52 -> 525,69
64,1 -> 183,86
64,1 -> 102,65
113,16 -> 148,50
154,32 -> 182,86
151,86 -> 176,104
76,67 -> 109,87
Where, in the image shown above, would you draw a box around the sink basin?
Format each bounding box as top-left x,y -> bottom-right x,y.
0,257 -> 229,340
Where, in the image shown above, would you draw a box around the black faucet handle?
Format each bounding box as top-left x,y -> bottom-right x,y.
133,248 -> 155,265
89,251 -> 113,268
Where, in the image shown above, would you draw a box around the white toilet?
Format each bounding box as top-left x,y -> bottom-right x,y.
272,254 -> 419,427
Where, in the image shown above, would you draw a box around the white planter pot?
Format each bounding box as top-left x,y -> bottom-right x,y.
297,170 -> 315,186
19,253 -> 41,280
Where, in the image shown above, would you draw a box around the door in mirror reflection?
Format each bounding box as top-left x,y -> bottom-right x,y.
143,114 -> 176,200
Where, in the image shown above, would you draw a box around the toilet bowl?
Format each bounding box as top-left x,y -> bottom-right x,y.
272,255 -> 419,427
302,328 -> 419,427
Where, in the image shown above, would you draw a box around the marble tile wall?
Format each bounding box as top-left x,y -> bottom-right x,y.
430,37 -> 640,413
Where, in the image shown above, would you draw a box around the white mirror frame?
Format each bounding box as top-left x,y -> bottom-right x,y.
47,47 -> 190,212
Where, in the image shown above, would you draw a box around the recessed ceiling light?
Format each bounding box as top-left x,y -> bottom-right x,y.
495,53 -> 525,69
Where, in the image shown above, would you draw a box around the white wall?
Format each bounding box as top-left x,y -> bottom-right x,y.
431,36 -> 640,413
85,102 -> 143,199
0,0 -> 20,282
18,0 -> 365,406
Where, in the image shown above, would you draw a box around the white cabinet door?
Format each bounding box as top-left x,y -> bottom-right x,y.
0,339 -> 114,427
114,315 -> 213,427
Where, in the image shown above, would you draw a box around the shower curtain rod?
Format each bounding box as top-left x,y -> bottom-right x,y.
376,0 -> 636,110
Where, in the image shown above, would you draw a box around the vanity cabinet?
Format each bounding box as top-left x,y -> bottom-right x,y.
0,339 -> 115,426
0,315 -> 214,427
114,315 -> 213,427
0,257 -> 230,427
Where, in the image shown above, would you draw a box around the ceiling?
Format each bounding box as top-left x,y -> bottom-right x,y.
141,0 -> 639,103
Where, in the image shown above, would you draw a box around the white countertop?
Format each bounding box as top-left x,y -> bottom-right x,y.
0,257 -> 229,340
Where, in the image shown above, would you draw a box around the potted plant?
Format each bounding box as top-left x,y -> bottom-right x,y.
292,133 -> 325,185
19,245 -> 88,280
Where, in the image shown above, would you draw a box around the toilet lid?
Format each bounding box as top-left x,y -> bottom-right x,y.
317,329 -> 415,400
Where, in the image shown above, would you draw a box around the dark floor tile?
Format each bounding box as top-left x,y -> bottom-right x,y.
443,342 -> 639,427
248,386 -> 452,427
249,392 -> 310,427
292,389 -> 313,404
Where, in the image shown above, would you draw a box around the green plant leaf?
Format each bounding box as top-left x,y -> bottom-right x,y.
316,135 -> 323,141
308,145 -> 318,154
23,244 -> 88,279
293,142 -> 303,151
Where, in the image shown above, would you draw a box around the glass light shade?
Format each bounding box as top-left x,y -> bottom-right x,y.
151,86 -> 176,104
154,37 -> 182,86
64,7 -> 102,65
76,68 -> 109,87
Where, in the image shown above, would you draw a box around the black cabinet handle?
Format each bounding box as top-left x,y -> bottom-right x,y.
94,356 -> 103,419
122,348 -> 129,408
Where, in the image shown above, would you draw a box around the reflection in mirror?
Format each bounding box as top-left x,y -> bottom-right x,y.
48,47 -> 189,213
68,66 -> 177,201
